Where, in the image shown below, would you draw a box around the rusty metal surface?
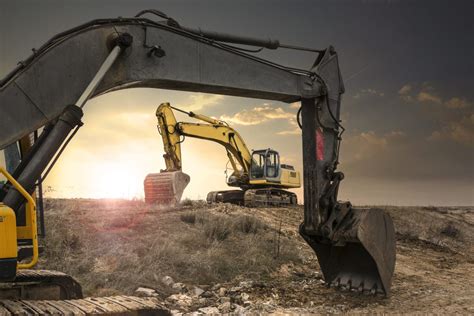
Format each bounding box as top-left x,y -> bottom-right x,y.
144,171 -> 190,205
0,296 -> 170,315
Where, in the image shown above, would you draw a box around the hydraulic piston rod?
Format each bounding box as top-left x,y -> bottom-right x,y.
2,34 -> 132,212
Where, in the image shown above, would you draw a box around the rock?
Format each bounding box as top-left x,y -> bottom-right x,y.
198,297 -> 209,305
233,304 -> 247,315
200,291 -> 214,298
218,287 -> 227,296
229,286 -> 242,292
239,281 -> 253,289
219,297 -> 231,303
243,301 -> 252,307
172,282 -> 186,292
162,275 -> 175,287
240,293 -> 250,301
170,310 -> 183,316
135,287 -> 158,297
193,286 -> 205,297
167,294 -> 193,307
198,306 -> 220,314
218,302 -> 232,313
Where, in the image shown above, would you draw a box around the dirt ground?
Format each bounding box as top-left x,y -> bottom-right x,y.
37,199 -> 474,314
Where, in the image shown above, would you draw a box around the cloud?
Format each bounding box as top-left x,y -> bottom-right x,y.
428,114 -> 474,146
416,91 -> 442,104
353,88 -> 384,99
277,120 -> 300,135
345,130 -> 406,161
289,102 -> 300,109
399,84 -> 470,110
220,105 -> 294,126
398,85 -> 412,95
445,97 -> 471,109
178,94 -> 225,111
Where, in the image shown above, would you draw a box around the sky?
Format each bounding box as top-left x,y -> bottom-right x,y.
0,0 -> 473,205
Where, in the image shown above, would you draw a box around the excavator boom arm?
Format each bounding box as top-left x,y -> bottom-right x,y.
156,103 -> 251,176
178,122 -> 251,175
156,103 -> 182,171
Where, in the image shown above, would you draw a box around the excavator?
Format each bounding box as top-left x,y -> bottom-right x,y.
0,9 -> 396,313
144,102 -> 301,207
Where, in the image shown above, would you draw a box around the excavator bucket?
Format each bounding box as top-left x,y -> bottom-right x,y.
144,171 -> 190,205
300,208 -> 396,295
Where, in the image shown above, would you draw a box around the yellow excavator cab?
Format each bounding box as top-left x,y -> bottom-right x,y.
248,149 -> 300,188
0,167 -> 38,282
0,203 -> 18,281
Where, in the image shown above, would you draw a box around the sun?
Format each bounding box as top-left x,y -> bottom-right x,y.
90,162 -> 142,199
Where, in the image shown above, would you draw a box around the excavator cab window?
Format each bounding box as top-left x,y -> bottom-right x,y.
265,151 -> 279,178
250,150 -> 280,179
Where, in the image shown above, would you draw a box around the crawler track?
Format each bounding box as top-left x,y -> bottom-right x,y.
207,188 -> 297,207
0,296 -> 169,315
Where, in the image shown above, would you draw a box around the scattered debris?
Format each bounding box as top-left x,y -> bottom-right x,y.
162,276 -> 175,287
167,294 -> 193,308
192,286 -> 205,297
198,306 -> 220,314
217,302 -> 232,313
135,287 -> 158,297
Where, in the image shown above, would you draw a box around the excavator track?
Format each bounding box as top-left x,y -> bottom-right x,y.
207,188 -> 297,207
0,295 -> 169,315
0,270 -> 170,315
244,188 -> 297,207
0,270 -> 82,300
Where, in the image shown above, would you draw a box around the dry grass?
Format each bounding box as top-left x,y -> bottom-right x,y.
38,199 -> 303,296
440,222 -> 461,238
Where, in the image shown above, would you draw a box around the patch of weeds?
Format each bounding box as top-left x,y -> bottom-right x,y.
234,215 -> 266,234
422,206 -> 439,211
63,233 -> 81,250
180,212 -> 196,224
203,216 -> 232,241
440,222 -> 460,239
180,198 -> 194,207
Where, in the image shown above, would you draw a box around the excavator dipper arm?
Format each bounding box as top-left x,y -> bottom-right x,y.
177,123 -> 252,177
0,11 -> 396,298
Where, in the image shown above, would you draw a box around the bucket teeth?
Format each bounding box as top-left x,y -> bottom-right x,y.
326,275 -> 384,296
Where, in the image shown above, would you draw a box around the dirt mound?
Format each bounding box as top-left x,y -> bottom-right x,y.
37,200 -> 474,314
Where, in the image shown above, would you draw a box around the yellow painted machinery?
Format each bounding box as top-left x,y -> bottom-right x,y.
144,103 -> 301,207
0,167 -> 38,281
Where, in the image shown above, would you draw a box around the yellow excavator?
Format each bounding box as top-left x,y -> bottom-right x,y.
144,103 -> 301,207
